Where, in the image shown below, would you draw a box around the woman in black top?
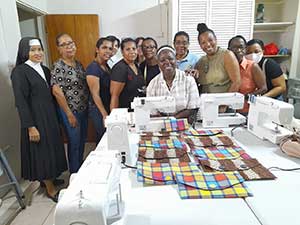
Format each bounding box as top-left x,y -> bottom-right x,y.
139,37 -> 160,86
11,37 -> 67,202
86,37 -> 113,143
110,38 -> 145,110
246,39 -> 286,99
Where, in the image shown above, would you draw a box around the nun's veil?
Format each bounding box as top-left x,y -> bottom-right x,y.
15,37 -> 43,66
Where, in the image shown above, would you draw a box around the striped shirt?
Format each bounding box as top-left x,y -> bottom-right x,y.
147,69 -> 200,113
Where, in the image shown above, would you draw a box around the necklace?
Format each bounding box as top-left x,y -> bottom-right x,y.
204,58 -> 209,74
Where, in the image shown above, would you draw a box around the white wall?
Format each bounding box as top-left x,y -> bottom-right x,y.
17,0 -> 47,13
0,1 -> 22,180
47,0 -> 169,44
290,0 -> 300,78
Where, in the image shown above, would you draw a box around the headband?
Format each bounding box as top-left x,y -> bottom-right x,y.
29,39 -> 41,46
157,46 -> 175,56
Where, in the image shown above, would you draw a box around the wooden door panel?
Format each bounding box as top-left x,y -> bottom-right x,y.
74,15 -> 99,68
44,15 -> 75,65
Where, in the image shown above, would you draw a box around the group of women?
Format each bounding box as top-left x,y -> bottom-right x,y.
10,23 -> 286,203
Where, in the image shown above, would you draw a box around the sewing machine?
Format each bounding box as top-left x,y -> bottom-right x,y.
200,92 -> 246,128
105,108 -> 138,166
247,96 -> 294,144
131,96 -> 176,132
54,150 -> 123,225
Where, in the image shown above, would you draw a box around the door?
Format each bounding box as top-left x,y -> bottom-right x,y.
45,14 -> 99,68
45,14 -> 100,143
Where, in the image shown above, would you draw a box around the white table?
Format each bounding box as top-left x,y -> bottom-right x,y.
97,125 -> 300,225
230,128 -> 300,225
97,129 -> 261,225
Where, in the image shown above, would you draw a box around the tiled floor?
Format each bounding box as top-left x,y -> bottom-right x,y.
0,143 -> 95,225
1,173 -> 69,225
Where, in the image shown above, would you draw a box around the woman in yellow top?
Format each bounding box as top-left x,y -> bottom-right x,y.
195,23 -> 241,93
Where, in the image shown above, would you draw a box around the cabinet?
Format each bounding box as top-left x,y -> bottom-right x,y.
253,0 -> 299,76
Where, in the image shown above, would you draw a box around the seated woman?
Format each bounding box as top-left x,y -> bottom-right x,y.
195,23 -> 241,93
246,39 -> 286,100
110,38 -> 145,110
147,45 -> 199,121
228,35 -> 267,113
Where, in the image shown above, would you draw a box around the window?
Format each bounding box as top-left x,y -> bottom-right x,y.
177,0 -> 254,56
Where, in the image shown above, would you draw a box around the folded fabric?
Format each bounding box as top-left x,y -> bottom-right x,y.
183,129 -> 224,137
184,134 -> 234,148
164,118 -> 190,132
175,171 -> 253,199
137,162 -> 200,185
138,148 -> 190,163
139,139 -> 188,150
192,146 -> 251,160
199,158 -> 276,181
140,131 -> 180,140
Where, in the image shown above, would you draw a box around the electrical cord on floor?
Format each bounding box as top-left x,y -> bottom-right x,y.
268,166 -> 300,172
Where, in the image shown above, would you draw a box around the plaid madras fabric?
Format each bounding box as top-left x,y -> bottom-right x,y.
164,118 -> 190,132
138,149 -> 190,163
137,162 -> 200,185
140,131 -> 180,138
184,134 -> 235,148
192,146 -> 251,160
175,171 -> 253,199
139,139 -> 187,150
199,158 -> 276,181
183,129 -> 224,137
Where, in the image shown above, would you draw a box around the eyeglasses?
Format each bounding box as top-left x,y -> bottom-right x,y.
229,46 -> 246,52
142,45 -> 156,50
58,41 -> 75,48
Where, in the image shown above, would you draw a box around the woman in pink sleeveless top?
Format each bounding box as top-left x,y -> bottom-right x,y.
228,35 -> 267,113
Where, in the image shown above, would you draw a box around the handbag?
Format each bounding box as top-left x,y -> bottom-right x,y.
175,171 -> 253,199
280,133 -> 300,158
136,162 -> 200,185
199,158 -> 276,181
138,148 -> 190,163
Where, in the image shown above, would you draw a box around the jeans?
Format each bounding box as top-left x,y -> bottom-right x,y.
88,104 -> 106,144
58,108 -> 88,173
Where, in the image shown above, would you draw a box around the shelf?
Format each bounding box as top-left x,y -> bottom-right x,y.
255,1 -> 284,5
254,22 -> 294,31
264,55 -> 290,58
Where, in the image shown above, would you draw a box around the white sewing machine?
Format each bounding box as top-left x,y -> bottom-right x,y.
248,96 -> 294,144
200,92 -> 246,128
131,96 -> 176,132
54,150 -> 123,225
105,108 -> 138,166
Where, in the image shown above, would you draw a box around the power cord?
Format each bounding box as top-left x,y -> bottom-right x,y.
121,162 -> 137,169
268,166 -> 300,172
